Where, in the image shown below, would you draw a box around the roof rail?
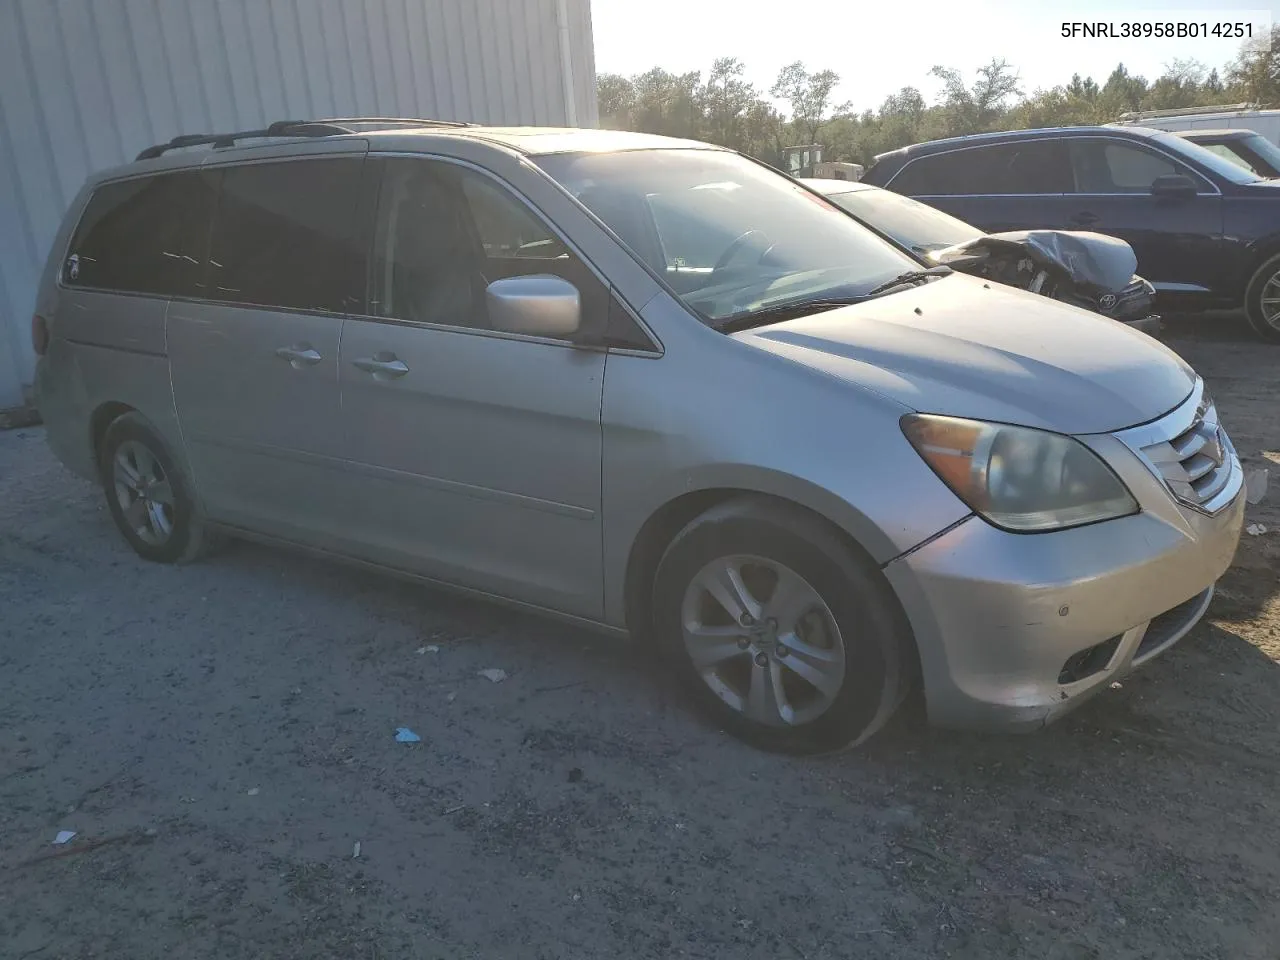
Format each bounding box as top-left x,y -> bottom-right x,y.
316,117 -> 473,129
134,116 -> 471,161
1116,102 -> 1257,122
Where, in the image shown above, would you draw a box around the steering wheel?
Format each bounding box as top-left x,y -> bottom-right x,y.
714,230 -> 771,272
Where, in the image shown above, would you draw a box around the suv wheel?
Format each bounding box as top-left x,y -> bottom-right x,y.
651,498 -> 912,754
1244,254 -> 1280,343
99,413 -> 212,564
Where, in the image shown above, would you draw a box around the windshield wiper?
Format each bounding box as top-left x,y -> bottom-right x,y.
713,266 -> 954,333
862,265 -> 952,298
714,297 -> 864,332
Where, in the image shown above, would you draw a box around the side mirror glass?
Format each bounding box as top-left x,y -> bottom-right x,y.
485,275 -> 581,338
1150,174 -> 1197,199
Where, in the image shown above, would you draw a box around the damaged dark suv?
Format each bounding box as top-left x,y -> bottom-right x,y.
803,179 -> 1161,335
861,124 -> 1280,342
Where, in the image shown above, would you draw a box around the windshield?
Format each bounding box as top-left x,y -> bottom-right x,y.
534,149 -> 919,324
824,188 -> 983,254
1207,134 -> 1280,177
1155,132 -> 1264,184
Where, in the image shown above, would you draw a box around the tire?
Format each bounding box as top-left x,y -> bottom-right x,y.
98,412 -> 212,564
651,498 -> 912,754
1244,254 -> 1280,343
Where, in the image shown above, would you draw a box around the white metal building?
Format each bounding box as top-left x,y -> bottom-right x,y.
0,0 -> 598,411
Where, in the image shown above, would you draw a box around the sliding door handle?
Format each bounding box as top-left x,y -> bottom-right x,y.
352,356 -> 409,379
275,345 -> 322,367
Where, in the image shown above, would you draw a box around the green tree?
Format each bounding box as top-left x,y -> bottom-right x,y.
597,73 -> 635,129
1099,63 -> 1148,118
629,67 -> 703,139
700,57 -> 759,152
1226,26 -> 1280,105
770,62 -> 841,144
929,58 -> 1021,134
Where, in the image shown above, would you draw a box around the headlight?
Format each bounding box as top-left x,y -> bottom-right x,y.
902,414 -> 1138,532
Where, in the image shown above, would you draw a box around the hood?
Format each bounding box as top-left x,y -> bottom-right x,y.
932,230 -> 1138,295
736,272 -> 1195,434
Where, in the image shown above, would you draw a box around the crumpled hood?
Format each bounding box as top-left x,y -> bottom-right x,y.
736,272 -> 1195,434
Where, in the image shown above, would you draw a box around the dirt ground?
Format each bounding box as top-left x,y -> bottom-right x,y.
1,314 -> 1277,960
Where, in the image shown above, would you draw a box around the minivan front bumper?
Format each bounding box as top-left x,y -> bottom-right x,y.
883,388 -> 1245,731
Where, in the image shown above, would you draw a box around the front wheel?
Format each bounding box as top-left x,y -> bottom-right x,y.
651,499 -> 913,754
1244,254 -> 1280,343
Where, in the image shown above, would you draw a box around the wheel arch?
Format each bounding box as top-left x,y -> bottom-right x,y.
89,401 -> 138,471
621,482 -> 920,682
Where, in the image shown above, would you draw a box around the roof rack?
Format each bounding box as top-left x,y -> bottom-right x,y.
134,117 -> 472,161
1116,102 -> 1257,122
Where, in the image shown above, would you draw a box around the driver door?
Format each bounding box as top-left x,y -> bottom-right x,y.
336,158 -> 608,618
1063,137 -> 1226,299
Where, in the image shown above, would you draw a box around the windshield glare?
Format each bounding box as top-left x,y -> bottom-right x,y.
1157,132 -> 1263,184
825,188 -> 983,254
534,149 -> 919,323
1233,133 -> 1280,175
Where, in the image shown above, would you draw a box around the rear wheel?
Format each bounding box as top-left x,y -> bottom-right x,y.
651,499 -> 912,754
1244,254 -> 1280,343
99,413 -> 212,564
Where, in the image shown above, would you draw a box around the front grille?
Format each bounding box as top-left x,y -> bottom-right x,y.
1135,588 -> 1211,660
1140,398 -> 1233,510
1098,277 -> 1153,322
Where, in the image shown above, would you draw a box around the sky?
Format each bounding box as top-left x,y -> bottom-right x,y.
591,0 -> 1276,114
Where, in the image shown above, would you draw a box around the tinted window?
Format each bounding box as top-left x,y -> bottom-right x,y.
890,140 -> 1070,196
207,158 -> 367,312
1069,139 -> 1207,193
65,171 -> 216,296
370,158 -> 605,335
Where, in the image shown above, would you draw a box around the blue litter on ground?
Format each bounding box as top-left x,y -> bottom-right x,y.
394,727 -> 421,743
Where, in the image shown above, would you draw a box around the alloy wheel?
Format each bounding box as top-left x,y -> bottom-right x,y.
112,440 -> 175,546
1260,269 -> 1280,330
679,554 -> 846,727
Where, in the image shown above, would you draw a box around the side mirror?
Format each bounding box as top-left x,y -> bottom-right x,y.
1150,174 -> 1197,199
485,275 -> 581,338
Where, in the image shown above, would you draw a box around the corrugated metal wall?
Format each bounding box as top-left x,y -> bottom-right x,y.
0,0 -> 598,409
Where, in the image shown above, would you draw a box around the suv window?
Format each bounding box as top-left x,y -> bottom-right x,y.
1068,138 -> 1206,193
890,140 -> 1070,195
206,157 -> 368,312
65,171 -> 216,296
369,158 -> 605,334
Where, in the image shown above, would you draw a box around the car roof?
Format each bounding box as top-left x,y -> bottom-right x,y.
798,178 -> 878,195
436,125 -> 723,155
1176,128 -> 1255,140
872,124 -> 1167,163
94,121 -> 725,183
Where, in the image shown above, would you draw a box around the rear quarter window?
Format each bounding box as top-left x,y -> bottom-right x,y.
64,171 -> 216,296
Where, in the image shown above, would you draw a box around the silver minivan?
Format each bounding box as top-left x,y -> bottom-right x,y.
33,119 -> 1246,752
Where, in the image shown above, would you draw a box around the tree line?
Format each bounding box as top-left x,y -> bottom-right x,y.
596,28 -> 1280,168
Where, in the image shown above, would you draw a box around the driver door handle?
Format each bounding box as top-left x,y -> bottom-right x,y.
1070,211 -> 1100,227
352,356 -> 410,379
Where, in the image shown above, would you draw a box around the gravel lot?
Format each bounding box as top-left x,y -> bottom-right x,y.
2,317 -> 1278,960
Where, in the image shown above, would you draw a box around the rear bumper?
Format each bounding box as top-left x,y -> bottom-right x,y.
34,354 -> 96,481
885,434 -> 1245,731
